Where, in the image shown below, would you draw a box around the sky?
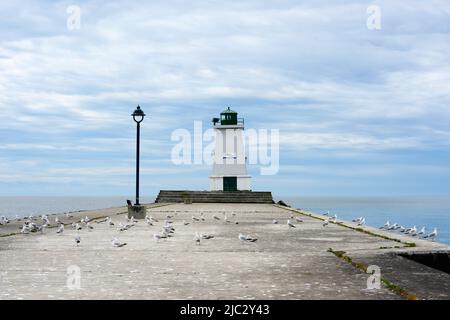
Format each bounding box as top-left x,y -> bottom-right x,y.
1,0 -> 450,198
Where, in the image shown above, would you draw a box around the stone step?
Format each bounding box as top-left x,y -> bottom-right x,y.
155,190 -> 274,204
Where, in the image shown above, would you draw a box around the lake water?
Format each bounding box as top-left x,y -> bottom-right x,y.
0,196 -> 449,245
278,196 -> 450,246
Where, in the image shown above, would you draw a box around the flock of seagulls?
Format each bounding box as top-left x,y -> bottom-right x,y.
320,211 -> 439,241
379,220 -> 438,241
6,209 -> 264,247
3,207 -> 310,247
1,207 -> 442,246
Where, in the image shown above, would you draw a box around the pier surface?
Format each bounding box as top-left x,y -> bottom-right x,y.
1,203 -> 449,300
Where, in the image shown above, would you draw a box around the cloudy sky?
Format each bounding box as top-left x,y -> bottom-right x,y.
1,0 -> 450,197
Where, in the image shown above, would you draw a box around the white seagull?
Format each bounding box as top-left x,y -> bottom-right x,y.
107,217 -> 115,226
388,223 -> 398,230
423,228 -> 437,241
112,237 -> 127,247
295,217 -> 303,223
380,220 -> 390,229
194,232 -> 201,245
74,234 -> 81,246
287,219 -> 296,229
239,233 -> 258,242
417,226 -> 426,237
56,224 -> 64,234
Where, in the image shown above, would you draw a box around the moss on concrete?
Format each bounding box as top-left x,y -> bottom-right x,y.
328,248 -> 417,300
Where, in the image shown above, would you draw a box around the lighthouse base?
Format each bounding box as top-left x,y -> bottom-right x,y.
209,175 -> 251,191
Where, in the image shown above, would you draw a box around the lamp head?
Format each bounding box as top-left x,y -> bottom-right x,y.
132,105 -> 145,123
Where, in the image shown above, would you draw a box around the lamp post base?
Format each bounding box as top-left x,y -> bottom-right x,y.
127,204 -> 146,219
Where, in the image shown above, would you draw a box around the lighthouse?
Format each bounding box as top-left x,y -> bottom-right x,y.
209,107 -> 251,191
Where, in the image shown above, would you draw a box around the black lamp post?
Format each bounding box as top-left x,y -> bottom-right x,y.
132,105 -> 145,205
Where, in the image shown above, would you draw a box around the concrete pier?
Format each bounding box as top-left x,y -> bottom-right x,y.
1,203 -> 449,300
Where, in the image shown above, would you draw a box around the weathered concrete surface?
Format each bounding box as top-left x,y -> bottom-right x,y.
0,203 -> 449,300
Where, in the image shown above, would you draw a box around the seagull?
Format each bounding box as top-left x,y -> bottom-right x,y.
294,217 -> 303,223
65,213 -> 74,218
194,232 -> 201,245
398,225 -> 406,232
183,220 -> 190,226
15,215 -> 22,222
404,225 -> 416,234
161,230 -> 172,238
200,233 -> 214,239
154,233 -> 168,241
213,215 -> 221,221
164,225 -> 175,234
130,216 -> 138,223
323,219 -> 329,227
56,224 -> 64,234
352,217 -> 363,223
86,222 -> 94,231
200,213 -> 205,221
357,218 -> 365,226
145,217 -> 153,226
423,228 -> 437,241
74,234 -> 81,246
409,226 -> 418,236
330,214 -> 337,222
107,217 -> 115,226
192,216 -> 200,222
287,219 -> 296,229
388,223 -> 398,230
238,233 -> 257,242
117,223 -> 129,232
417,226 -> 426,237
272,219 -> 278,224
20,224 -> 30,234
55,217 -> 60,224
380,221 -> 390,229
112,237 -> 127,247
75,223 -> 82,231
166,215 -> 173,219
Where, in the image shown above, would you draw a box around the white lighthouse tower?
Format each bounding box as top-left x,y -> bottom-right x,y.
209,107 -> 251,191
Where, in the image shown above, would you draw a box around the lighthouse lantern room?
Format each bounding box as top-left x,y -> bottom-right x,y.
210,107 -> 251,191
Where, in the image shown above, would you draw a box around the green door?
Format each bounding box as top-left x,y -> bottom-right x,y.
223,177 -> 237,191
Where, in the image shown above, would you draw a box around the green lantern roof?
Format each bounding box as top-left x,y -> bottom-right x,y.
221,107 -> 237,114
